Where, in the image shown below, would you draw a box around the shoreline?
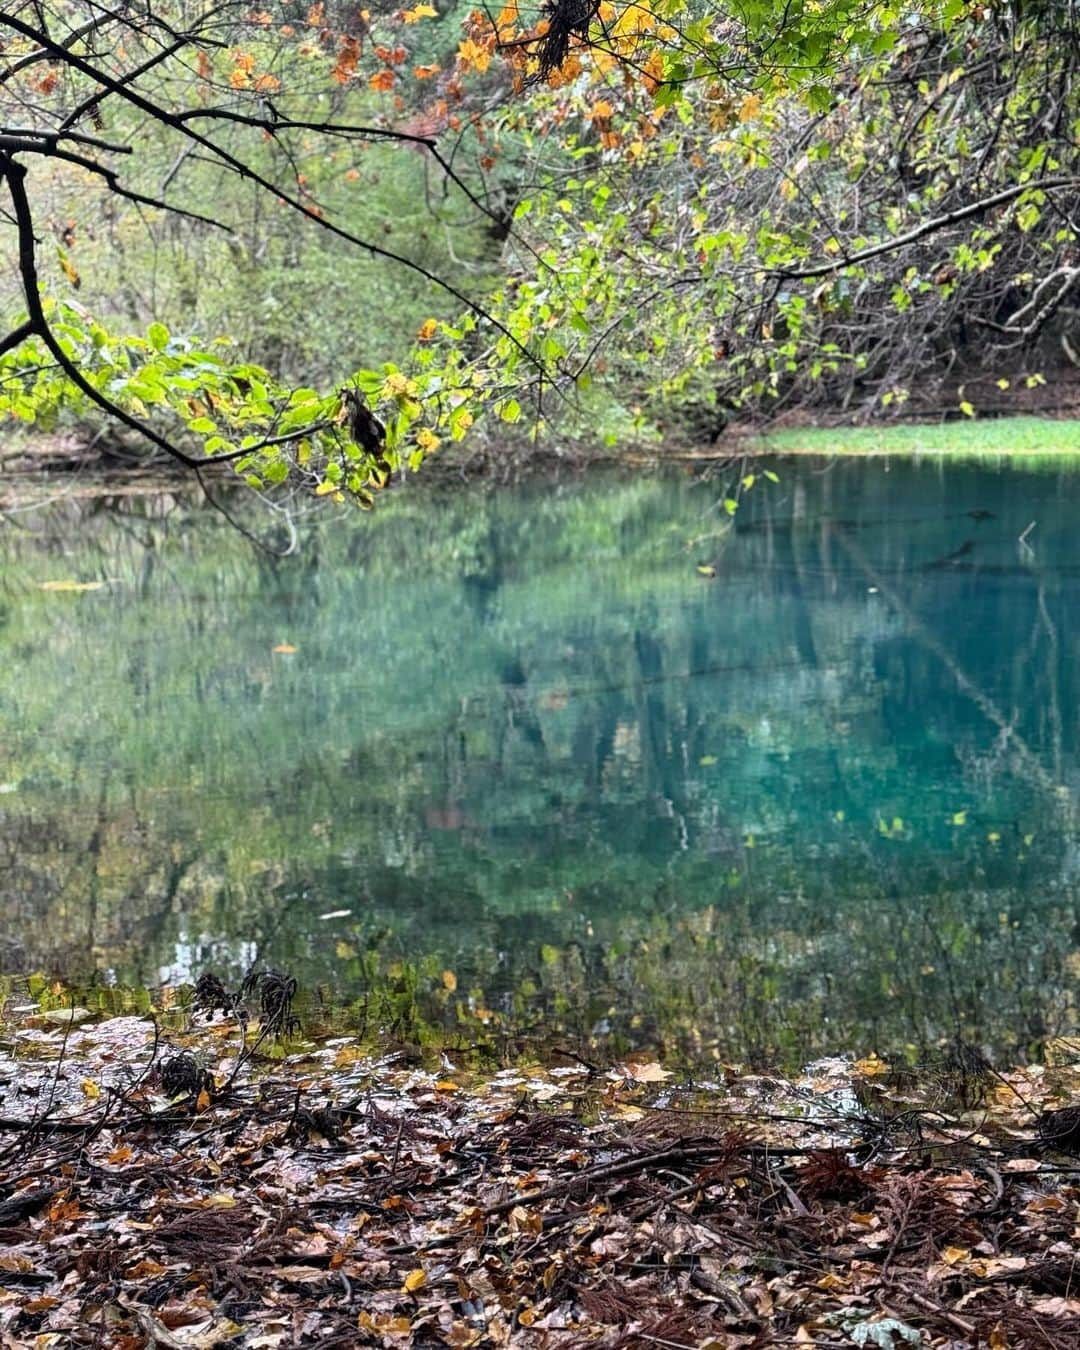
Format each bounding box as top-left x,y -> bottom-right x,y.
3,990 -> 1080,1347
5,411 -> 1080,509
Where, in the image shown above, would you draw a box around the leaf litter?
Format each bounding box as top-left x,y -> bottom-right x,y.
0,978 -> 1079,1346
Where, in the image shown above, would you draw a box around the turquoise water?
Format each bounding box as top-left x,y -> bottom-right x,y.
2,458 -> 1079,1059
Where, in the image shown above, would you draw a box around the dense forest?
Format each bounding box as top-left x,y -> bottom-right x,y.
4,1 -> 1080,501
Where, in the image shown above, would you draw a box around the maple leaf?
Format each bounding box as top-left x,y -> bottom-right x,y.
458,37 -> 492,72
368,69 -> 395,91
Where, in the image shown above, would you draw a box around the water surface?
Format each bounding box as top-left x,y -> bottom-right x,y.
2,457 -> 1079,1061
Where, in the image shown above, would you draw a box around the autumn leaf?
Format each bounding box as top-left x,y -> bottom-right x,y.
413,63 -> 441,79
402,1267 -> 427,1293
417,317 -> 438,342
621,1061 -> 672,1082
458,37 -> 492,72
368,69 -> 395,92
332,36 -> 361,83
402,3 -> 438,20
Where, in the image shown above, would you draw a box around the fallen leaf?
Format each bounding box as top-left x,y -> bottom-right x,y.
402,1267 -> 426,1293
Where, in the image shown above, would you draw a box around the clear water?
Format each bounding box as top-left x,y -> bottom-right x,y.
2,458 -> 1079,1060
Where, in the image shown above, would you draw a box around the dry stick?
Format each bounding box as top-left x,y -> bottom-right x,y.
907,1291 -> 977,1337
481,1141 -> 805,1218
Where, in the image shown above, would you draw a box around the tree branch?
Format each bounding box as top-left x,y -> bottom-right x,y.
770,177 -> 1080,280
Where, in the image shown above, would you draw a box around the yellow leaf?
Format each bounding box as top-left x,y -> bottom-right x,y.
738,93 -> 762,122
402,3 -> 438,20
57,249 -> 81,288
416,426 -> 441,452
442,969 -> 457,992
315,480 -> 339,495
853,1053 -> 889,1076
435,1079 -> 459,1092
39,580 -> 104,593
196,1088 -> 211,1112
457,37 -> 491,72
81,1078 -> 101,1099
696,564 -> 717,578
942,1245 -> 970,1265
416,317 -> 438,342
402,1268 -> 427,1293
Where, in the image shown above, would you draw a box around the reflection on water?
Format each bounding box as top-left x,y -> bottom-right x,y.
2,458 -> 1079,1062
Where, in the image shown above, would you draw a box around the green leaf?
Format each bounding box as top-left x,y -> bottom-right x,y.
147,322 -> 170,352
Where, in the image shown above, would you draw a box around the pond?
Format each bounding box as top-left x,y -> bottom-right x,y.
2,456 -> 1079,1065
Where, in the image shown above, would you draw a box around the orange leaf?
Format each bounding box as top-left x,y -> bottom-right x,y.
417,318 -> 438,342
413,63 -> 441,79
368,69 -> 395,91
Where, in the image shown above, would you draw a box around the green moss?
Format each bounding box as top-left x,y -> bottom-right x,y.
751,415 -> 1080,461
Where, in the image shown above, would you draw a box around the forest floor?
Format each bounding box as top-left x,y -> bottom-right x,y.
2,978 -> 1080,1349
